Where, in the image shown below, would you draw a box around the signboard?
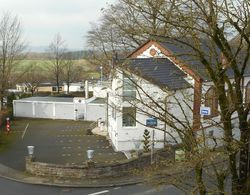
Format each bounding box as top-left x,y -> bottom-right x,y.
200,106 -> 211,116
146,118 -> 157,127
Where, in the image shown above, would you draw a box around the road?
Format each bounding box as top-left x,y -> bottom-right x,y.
0,177 -> 184,195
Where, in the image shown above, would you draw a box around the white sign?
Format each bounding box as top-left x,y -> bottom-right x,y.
200,106 -> 211,116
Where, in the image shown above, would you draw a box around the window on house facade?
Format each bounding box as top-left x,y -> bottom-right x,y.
52,86 -> 57,92
122,107 -> 136,127
246,81 -> 250,104
205,86 -> 218,118
123,73 -> 136,101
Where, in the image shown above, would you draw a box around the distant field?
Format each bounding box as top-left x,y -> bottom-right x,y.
14,59 -> 99,79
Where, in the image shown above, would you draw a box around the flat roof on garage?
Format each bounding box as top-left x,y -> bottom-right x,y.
16,97 -> 74,103
88,97 -> 106,104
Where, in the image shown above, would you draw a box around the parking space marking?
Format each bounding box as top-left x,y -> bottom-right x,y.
63,147 -> 72,149
88,190 -> 109,195
21,123 -> 29,139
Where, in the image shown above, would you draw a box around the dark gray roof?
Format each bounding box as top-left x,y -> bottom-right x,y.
119,58 -> 191,90
157,38 -> 250,80
17,96 -> 74,103
158,39 -> 218,80
38,83 -> 63,87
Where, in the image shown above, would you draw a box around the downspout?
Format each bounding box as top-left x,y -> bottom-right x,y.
193,79 -> 202,130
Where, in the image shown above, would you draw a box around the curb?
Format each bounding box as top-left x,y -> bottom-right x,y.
0,174 -> 143,188
0,164 -> 143,188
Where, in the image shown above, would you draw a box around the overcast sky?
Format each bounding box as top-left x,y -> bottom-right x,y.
0,0 -> 115,51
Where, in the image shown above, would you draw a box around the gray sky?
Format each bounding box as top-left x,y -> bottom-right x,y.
0,0 -> 115,51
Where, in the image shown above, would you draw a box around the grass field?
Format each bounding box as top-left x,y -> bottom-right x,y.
14,59 -> 100,79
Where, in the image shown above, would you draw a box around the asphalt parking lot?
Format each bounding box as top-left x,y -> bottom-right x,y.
0,118 -> 126,171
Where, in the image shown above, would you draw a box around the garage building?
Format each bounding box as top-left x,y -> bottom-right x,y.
13,96 -> 105,121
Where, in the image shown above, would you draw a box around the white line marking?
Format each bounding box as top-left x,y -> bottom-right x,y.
113,187 -> 121,190
22,123 -> 29,139
88,190 -> 109,195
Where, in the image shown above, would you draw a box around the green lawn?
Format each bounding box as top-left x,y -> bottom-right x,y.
14,59 -> 100,79
0,127 -> 17,152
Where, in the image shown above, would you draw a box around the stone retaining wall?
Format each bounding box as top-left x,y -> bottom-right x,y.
26,149 -> 174,179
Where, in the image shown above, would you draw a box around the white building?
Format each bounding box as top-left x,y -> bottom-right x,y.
107,39 -> 250,152
63,82 -> 84,93
13,96 -> 106,122
16,83 -> 32,93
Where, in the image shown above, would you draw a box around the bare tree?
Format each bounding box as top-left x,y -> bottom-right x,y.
63,54 -> 84,94
23,63 -> 46,95
86,0 -> 174,70
0,12 -> 25,109
91,0 -> 250,194
47,33 -> 67,93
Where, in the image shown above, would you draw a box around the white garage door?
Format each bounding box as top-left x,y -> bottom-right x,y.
14,102 -> 33,117
35,102 -> 54,118
55,103 -> 74,120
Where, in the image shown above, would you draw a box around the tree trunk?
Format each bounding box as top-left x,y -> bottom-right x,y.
0,90 -> 4,111
56,76 -> 60,94
67,82 -> 70,94
236,120 -> 249,195
195,162 -> 206,195
217,176 -> 225,195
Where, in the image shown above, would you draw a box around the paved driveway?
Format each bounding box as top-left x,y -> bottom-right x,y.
0,118 -> 125,171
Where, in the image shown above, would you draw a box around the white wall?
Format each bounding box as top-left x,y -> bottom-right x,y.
108,70 -> 193,151
14,100 -> 76,120
13,101 -> 33,117
14,97 -> 107,122
85,103 -> 106,122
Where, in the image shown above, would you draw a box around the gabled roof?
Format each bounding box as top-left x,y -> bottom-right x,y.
158,39 -> 214,80
38,83 -> 63,87
127,38 -> 250,81
158,38 -> 250,79
119,58 -> 191,90
127,39 -> 201,81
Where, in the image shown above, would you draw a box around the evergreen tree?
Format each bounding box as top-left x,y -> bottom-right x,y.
143,129 -> 150,153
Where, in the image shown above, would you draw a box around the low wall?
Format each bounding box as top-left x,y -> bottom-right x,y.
26,149 -> 174,179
